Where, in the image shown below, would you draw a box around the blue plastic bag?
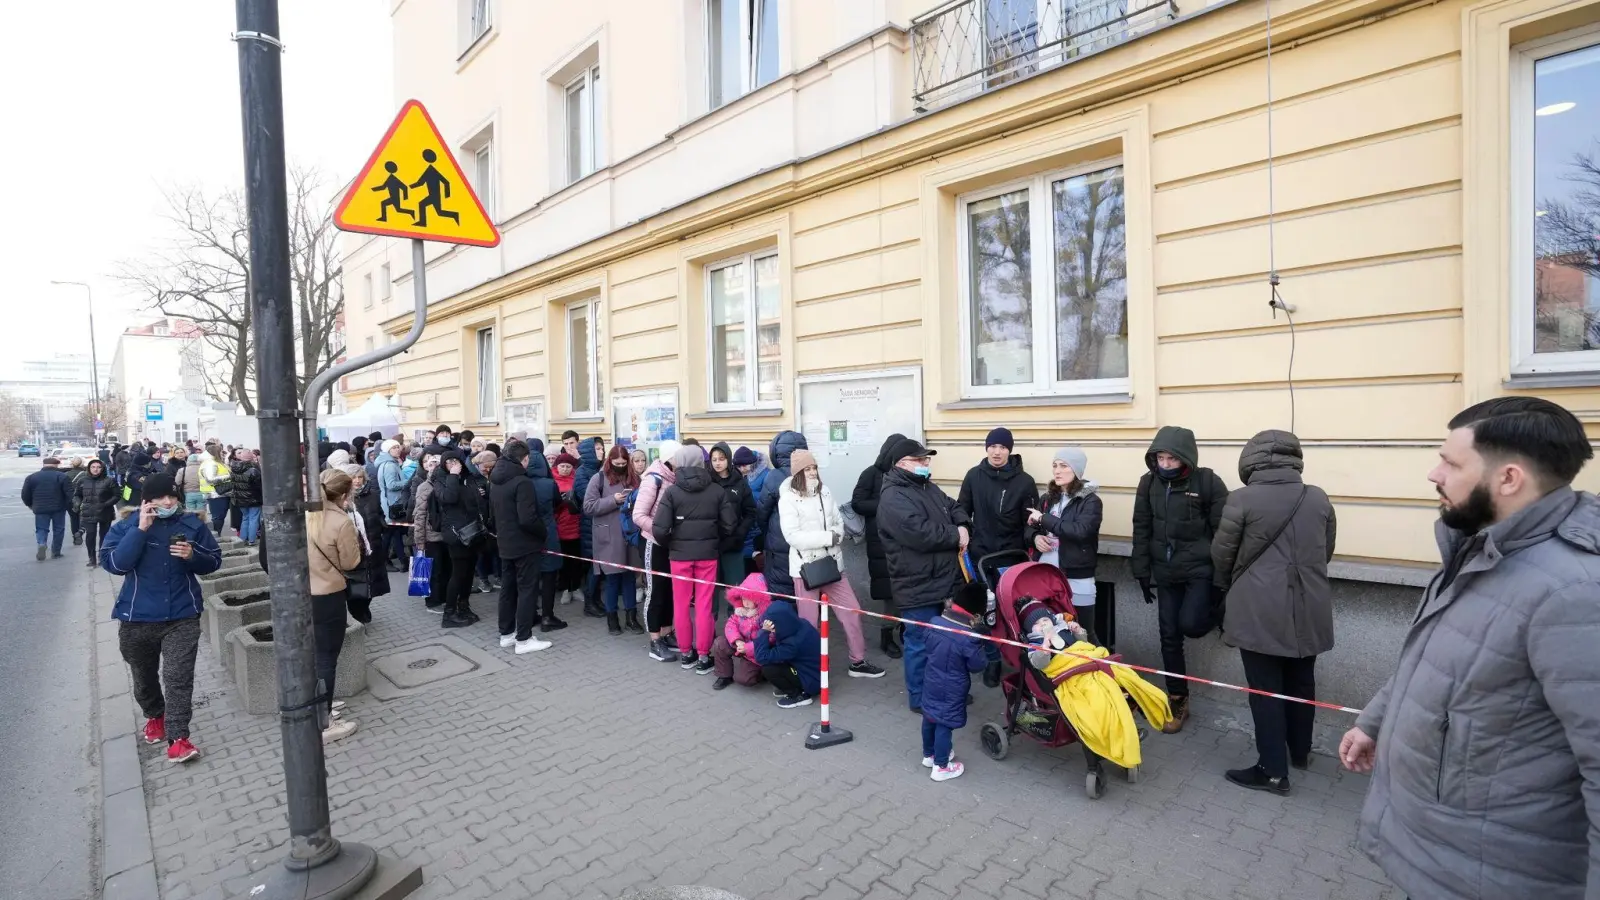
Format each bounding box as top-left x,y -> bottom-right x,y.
407,553 -> 432,596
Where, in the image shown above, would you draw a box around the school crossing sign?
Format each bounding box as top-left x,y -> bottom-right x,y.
334,100 -> 500,248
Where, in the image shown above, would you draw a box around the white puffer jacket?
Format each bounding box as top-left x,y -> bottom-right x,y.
779,478 -> 843,578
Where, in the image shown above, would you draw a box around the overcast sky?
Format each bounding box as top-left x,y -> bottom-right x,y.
0,1 -> 393,379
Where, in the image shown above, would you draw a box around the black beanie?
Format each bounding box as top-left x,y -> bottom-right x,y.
141,473 -> 181,503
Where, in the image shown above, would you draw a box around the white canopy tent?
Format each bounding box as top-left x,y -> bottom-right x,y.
321,394 -> 399,443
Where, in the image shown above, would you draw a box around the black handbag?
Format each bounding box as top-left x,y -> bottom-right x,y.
797,494 -> 843,590
451,519 -> 484,545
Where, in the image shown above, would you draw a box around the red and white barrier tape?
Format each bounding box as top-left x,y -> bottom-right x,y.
543,549 -> 1365,716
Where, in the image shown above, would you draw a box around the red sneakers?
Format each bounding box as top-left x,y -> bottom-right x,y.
166,738 -> 200,764
142,716 -> 165,745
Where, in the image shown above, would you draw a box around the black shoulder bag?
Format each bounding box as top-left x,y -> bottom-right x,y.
798,493 -> 843,590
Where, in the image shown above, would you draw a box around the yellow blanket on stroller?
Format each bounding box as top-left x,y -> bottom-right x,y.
1042,643 -> 1172,769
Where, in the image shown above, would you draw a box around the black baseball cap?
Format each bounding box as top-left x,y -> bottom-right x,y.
888,437 -> 935,462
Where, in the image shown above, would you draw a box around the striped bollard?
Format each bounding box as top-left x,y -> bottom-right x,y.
805,591 -> 853,749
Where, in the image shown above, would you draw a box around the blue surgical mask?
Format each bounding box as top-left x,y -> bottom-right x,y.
155,504 -> 180,519
438,435 -> 453,446
912,465 -> 932,478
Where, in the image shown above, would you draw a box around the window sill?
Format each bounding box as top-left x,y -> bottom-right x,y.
1096,539 -> 1434,588
693,407 -> 786,419
1503,371 -> 1600,389
553,415 -> 605,424
937,393 -> 1133,411
456,28 -> 496,70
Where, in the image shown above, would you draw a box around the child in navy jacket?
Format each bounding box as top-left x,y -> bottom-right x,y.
918,586 -> 989,782
753,600 -> 821,709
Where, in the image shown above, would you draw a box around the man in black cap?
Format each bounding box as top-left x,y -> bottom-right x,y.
877,437 -> 970,713
100,472 -> 223,764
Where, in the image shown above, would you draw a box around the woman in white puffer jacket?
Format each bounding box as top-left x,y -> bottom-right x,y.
778,449 -> 885,679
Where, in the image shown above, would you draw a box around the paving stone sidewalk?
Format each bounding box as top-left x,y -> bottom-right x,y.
133,571 -> 1400,900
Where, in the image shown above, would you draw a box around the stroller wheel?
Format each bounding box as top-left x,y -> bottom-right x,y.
979,722 -> 1009,760
1086,770 -> 1106,800
1125,764 -> 1140,784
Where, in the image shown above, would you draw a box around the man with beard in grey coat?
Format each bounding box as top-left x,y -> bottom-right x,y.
1341,397 -> 1600,899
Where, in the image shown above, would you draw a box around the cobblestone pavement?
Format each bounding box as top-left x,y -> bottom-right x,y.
133,570 -> 1400,900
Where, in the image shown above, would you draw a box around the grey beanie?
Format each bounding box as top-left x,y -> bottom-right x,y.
1054,447 -> 1088,477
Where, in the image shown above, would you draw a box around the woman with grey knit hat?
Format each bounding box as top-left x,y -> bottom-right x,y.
1026,447 -> 1104,637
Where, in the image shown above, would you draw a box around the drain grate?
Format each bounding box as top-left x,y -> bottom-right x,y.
364,635 -> 511,700
407,657 -> 439,669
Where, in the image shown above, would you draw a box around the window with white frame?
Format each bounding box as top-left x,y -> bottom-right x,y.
959,160 -> 1128,398
708,0 -> 779,109
459,0 -> 492,54
473,142 -> 495,218
565,66 -> 603,184
476,326 -> 498,423
567,298 -> 602,416
362,272 -> 373,309
377,263 -> 392,302
1513,28 -> 1600,375
364,336 -> 375,354
173,423 -> 189,444
708,252 -> 781,407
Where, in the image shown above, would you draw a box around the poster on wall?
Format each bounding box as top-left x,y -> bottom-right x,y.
613,388 -> 679,463
796,368 -> 922,495
502,400 -> 545,444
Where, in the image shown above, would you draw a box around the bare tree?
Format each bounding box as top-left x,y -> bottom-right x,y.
0,392 -> 27,443
73,394 -> 128,437
117,166 -> 346,414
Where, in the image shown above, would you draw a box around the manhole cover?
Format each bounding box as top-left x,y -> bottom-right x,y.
370,643 -> 478,688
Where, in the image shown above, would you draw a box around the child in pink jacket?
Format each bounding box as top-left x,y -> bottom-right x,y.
711,572 -> 771,690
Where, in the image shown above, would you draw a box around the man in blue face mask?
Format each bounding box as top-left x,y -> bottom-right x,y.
877,437 -> 971,712
100,472 -> 223,766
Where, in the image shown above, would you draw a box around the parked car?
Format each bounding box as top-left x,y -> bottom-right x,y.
17,442 -> 38,458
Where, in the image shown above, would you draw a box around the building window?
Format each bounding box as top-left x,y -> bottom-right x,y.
364,336 -> 375,355
473,143 -> 495,218
708,0 -> 779,109
459,0 -> 492,54
362,272 -> 373,309
377,264 -> 392,302
707,252 -> 781,408
567,299 -> 602,416
958,161 -> 1128,398
173,423 -> 188,444
476,326 -> 498,423
1515,29 -> 1600,375
565,66 -> 603,184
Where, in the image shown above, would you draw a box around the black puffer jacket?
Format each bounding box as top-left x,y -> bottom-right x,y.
1026,480 -> 1103,580
1131,425 -> 1229,584
878,466 -> 970,611
710,442 -> 757,554
431,454 -> 483,547
852,433 -> 906,602
757,430 -> 808,596
653,455 -> 736,562
1212,430 -> 1336,658
957,454 -> 1039,562
74,468 -> 121,521
352,482 -> 391,598
229,461 -> 262,508
489,455 -> 546,559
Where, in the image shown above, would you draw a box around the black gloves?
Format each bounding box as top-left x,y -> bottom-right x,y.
1137,577 -> 1155,604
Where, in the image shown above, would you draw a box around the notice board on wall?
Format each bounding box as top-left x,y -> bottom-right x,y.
613,388 -> 679,463
795,368 -> 923,495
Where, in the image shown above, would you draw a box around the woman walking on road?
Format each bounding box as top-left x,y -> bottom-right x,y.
75,458 -> 120,566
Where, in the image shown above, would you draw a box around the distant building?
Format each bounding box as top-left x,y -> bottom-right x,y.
0,353 -> 100,442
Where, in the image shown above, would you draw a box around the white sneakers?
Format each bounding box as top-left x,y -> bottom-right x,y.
515,637 -> 552,654
921,753 -> 958,769
930,761 -> 965,782
499,634 -> 516,648
323,719 -> 358,742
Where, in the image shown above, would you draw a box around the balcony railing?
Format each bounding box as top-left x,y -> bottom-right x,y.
911,0 -> 1179,112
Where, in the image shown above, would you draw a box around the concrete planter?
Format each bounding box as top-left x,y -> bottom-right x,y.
228,619 -> 367,715
198,557 -> 261,582
204,589 -> 273,674
201,569 -> 269,600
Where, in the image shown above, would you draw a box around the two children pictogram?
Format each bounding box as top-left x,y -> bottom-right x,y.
371,149 -> 461,228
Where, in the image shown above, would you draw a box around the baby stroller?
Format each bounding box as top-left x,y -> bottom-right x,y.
977,560 -> 1139,799
966,550 -> 1033,687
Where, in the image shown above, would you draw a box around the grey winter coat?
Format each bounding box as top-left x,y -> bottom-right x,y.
1354,485 -> 1600,900
583,471 -> 633,575
1210,430 -> 1337,659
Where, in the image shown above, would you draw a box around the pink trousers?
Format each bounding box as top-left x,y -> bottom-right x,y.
793,573 -> 868,664
669,558 -> 718,655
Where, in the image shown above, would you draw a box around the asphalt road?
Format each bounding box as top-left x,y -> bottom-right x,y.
0,455 -> 97,900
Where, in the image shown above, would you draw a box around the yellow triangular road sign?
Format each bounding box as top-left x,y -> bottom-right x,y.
334,99 -> 500,247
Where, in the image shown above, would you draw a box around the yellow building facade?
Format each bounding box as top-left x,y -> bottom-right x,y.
348,0 -> 1600,579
